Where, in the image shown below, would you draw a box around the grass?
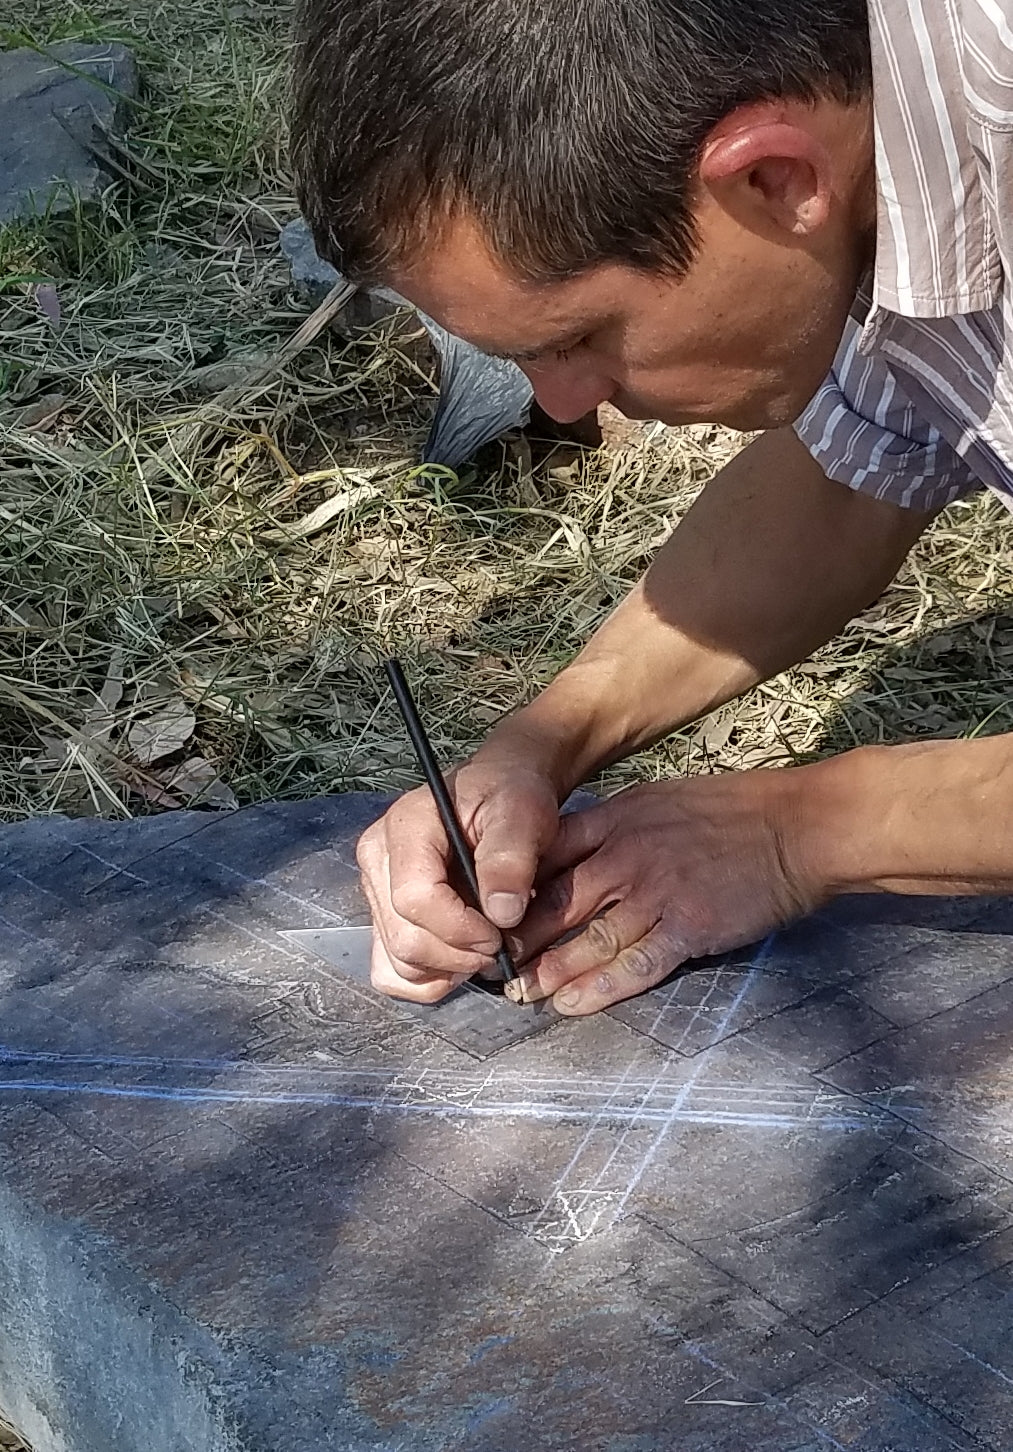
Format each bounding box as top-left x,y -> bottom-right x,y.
1,1 -> 1012,826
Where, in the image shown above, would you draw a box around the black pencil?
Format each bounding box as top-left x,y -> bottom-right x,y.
384,657 -> 517,984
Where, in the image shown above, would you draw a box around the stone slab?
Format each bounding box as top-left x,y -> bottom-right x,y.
0,793 -> 1011,1450
819,973 -> 1013,1183
280,925 -> 561,1057
0,43 -> 138,227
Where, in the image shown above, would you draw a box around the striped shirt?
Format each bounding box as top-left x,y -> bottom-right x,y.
793,0 -> 1013,514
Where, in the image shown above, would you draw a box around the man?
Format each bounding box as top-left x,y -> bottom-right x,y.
291,1 -> 1013,1018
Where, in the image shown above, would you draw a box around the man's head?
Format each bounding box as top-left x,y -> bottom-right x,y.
292,0 -> 875,431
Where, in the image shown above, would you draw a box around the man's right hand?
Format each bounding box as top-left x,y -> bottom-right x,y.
355,744 -> 563,1002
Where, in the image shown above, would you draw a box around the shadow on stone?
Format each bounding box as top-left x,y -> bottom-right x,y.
0,784 -> 1012,1449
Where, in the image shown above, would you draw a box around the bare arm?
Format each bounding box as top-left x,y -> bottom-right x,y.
485,426 -> 931,791
806,735 -> 1013,896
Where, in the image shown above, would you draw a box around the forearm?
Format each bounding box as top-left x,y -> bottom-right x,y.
486,427 -> 930,796
801,736 -> 1013,896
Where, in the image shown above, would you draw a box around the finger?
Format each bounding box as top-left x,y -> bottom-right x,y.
362,804 -> 498,953
361,854 -> 496,980
534,802 -> 612,883
370,932 -> 469,1004
511,856 -> 627,964
507,900 -> 660,1004
553,923 -> 684,1016
473,789 -> 561,930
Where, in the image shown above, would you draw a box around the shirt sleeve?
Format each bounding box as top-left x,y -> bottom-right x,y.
792,316 -> 981,511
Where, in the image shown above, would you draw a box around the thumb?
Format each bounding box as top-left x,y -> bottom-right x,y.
472,784 -> 559,929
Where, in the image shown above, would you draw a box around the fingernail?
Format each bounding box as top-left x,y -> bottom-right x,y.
471,937 -> 501,954
486,892 -> 526,928
556,988 -> 581,1010
505,971 -> 538,1003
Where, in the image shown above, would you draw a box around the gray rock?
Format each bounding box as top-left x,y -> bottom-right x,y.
280,216 -> 349,304
280,217 -> 532,468
0,42 -> 138,227
2,795 -> 1013,1450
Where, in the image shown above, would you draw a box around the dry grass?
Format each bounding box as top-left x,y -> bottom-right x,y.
1,1 -> 1012,825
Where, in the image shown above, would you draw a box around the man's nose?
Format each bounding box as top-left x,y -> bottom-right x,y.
522,360 -> 615,424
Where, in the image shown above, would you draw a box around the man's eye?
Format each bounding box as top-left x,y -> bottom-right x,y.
557,334 -> 594,361
505,335 -> 590,366
538,338 -> 590,364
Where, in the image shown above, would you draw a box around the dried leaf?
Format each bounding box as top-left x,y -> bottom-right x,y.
130,778 -> 184,809
690,711 -> 735,754
16,392 -> 69,431
37,730 -> 71,766
127,699 -> 196,764
80,702 -> 115,748
78,651 -> 128,748
190,350 -> 273,395
259,483 -> 380,543
99,651 -> 126,713
157,755 -> 239,811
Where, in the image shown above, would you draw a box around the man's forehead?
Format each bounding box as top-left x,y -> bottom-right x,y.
389,218 -> 611,353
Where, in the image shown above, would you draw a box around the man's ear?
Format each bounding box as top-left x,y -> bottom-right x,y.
699,107 -> 832,240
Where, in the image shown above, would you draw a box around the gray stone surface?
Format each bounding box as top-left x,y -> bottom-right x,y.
0,794 -> 1012,1449
280,926 -> 561,1057
0,43 -> 138,226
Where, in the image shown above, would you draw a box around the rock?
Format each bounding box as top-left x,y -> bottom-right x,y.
0,42 -> 138,227
280,217 -> 346,305
1,797 -> 1013,1449
280,217 -> 399,330
280,217 -> 533,468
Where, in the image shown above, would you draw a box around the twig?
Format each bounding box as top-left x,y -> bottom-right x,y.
141,278 -> 357,485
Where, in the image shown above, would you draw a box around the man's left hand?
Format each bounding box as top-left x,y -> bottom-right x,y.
506,770 -> 824,1015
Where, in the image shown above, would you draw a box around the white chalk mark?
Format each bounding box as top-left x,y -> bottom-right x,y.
72,844 -> 150,886
0,1077 -> 883,1131
684,1377 -> 763,1407
640,961 -> 689,1043
663,966 -> 727,1054
682,1342 -> 849,1450
186,852 -> 345,923
605,937 -> 775,1232
520,965 -> 738,1250
573,962 -> 746,1223
0,1044 -> 886,1134
519,1036 -> 660,1246
466,936 -> 801,1252
932,1334 -> 1013,1390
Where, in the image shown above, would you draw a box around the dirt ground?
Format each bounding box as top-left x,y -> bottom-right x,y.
1,2 -> 1011,831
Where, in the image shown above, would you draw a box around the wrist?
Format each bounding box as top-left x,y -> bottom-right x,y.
777,747 -> 888,900
477,696 -> 602,800
783,742 -> 980,898
478,652 -> 649,797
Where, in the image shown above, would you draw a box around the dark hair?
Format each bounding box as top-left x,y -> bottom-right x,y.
291,0 -> 870,285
